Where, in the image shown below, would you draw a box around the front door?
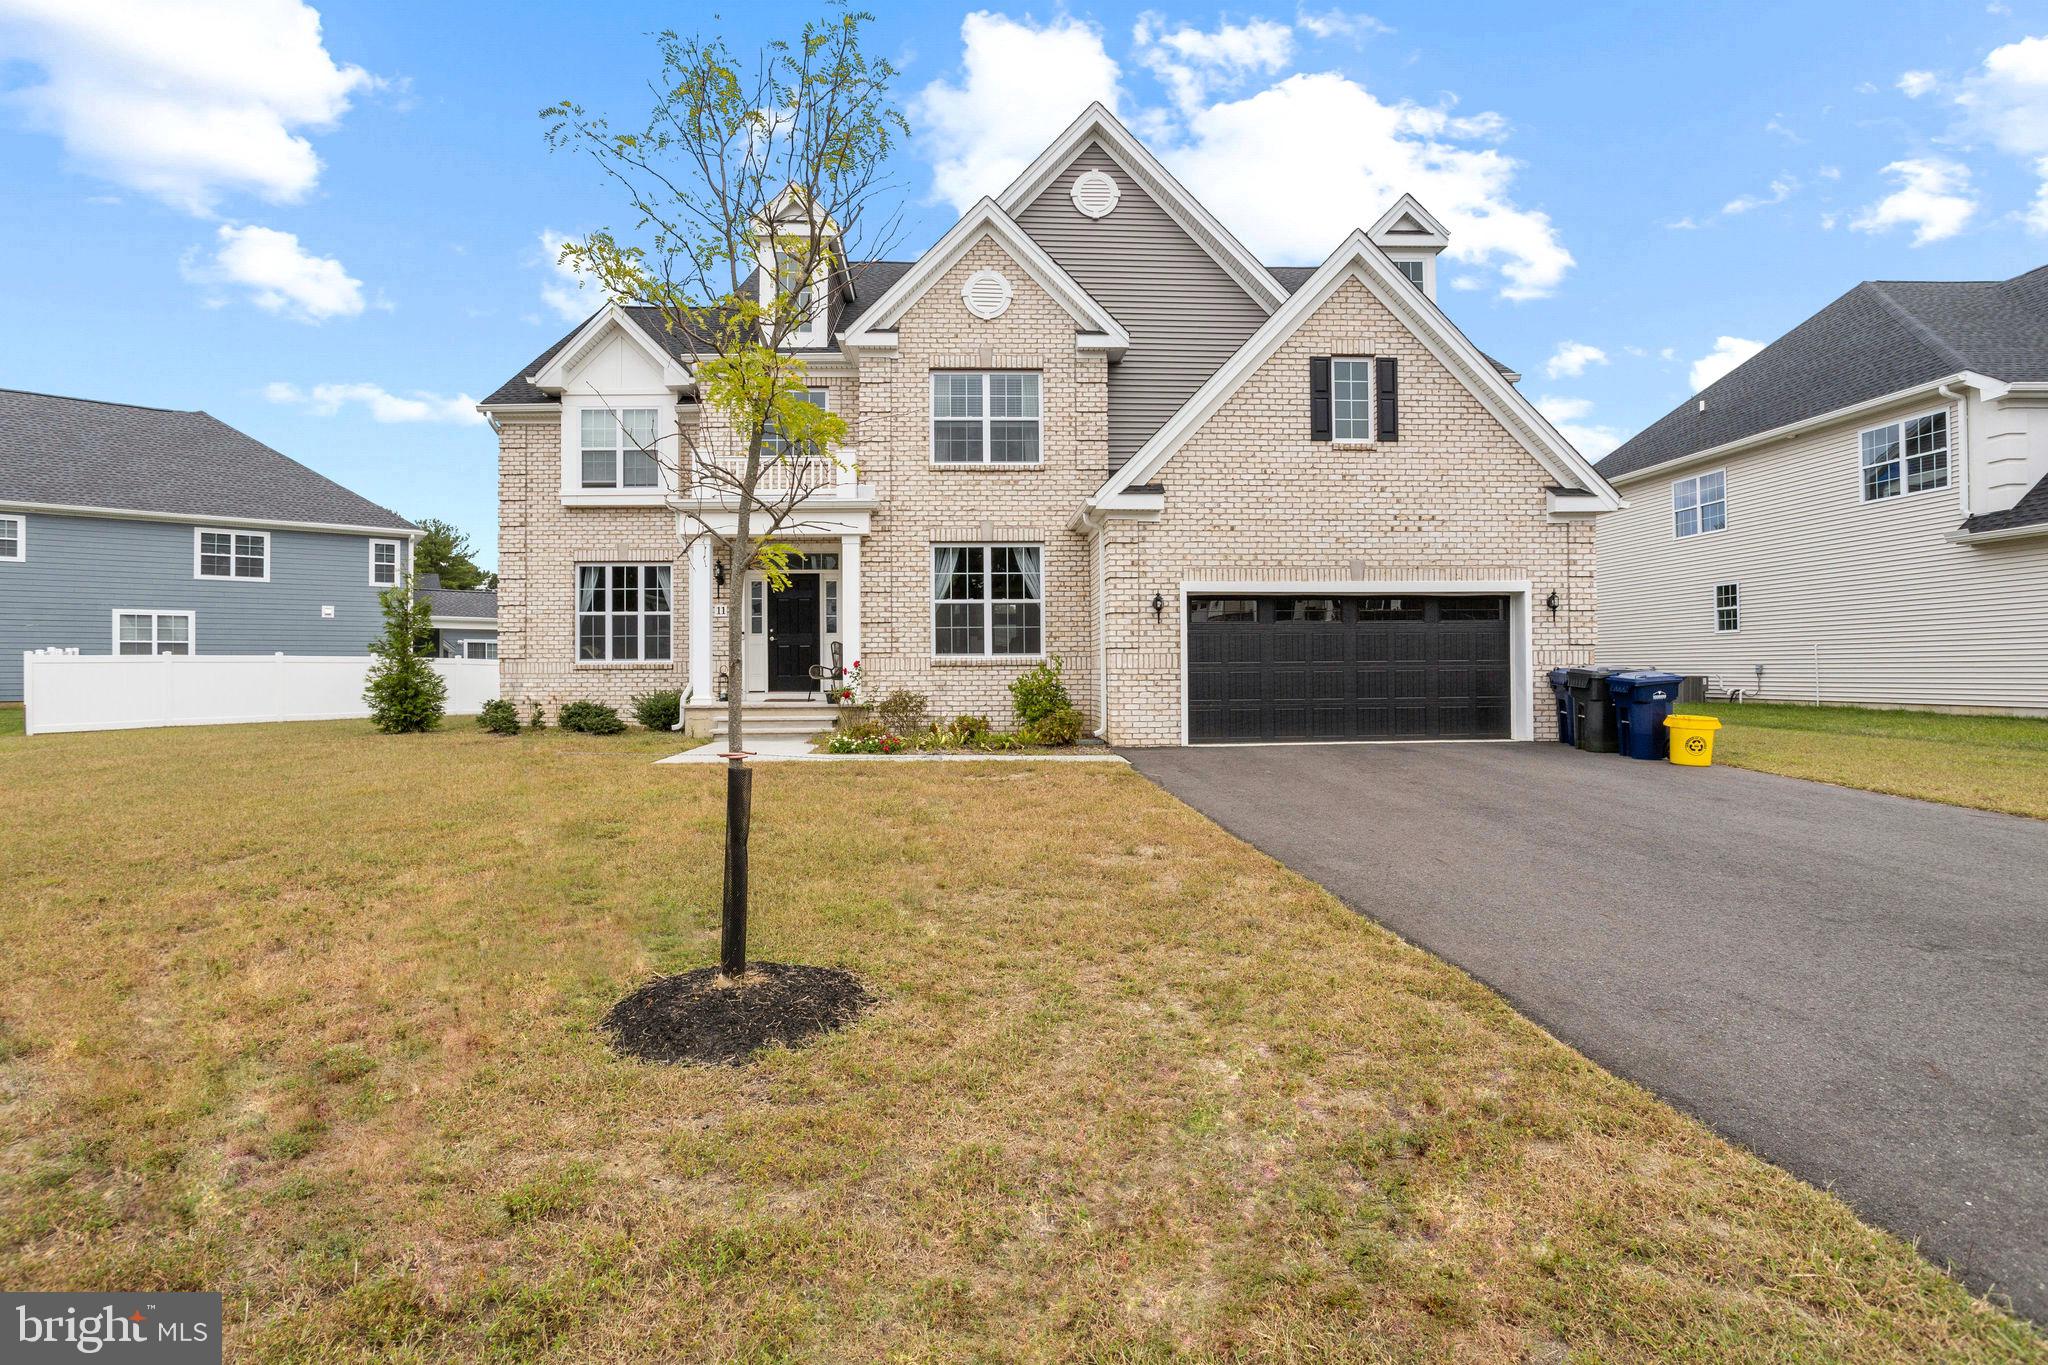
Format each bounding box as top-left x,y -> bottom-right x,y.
767,574 -> 821,692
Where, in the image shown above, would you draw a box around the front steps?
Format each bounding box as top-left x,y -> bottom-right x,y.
682,700 -> 841,742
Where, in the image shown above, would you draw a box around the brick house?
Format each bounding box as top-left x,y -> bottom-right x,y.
479,105 -> 1620,745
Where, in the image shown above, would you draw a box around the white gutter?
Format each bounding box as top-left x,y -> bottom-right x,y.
1945,520 -> 2048,545
0,499 -> 415,537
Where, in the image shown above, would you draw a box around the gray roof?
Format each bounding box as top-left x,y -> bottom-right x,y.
1600,265 -> 2048,483
1961,472 -> 2048,535
0,388 -> 414,531
421,585 -> 497,621
1267,265 -> 1519,380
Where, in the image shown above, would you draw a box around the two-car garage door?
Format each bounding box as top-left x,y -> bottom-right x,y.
1187,594 -> 1512,744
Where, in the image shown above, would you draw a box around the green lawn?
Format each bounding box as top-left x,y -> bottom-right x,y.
0,705 -> 21,738
0,719 -> 2040,1361
1677,701 -> 2048,820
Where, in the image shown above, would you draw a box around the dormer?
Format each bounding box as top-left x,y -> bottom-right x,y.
1368,194 -> 1451,302
754,184 -> 841,350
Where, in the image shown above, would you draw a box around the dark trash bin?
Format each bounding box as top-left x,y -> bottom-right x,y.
1564,667 -> 1620,753
1608,671 -> 1686,760
1546,667 -> 1576,745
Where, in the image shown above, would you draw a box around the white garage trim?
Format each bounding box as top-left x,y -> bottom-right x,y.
1176,579 -> 1535,746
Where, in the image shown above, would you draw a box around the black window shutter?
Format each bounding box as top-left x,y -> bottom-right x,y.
1309,356 -> 1332,441
1375,356 -> 1399,441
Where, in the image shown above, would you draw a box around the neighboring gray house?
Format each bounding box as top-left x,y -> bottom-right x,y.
417,574 -> 498,659
1595,266 -> 2048,713
0,388 -> 416,702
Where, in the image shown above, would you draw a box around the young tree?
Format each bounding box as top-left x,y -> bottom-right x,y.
543,8 -> 904,978
365,579 -> 448,733
412,517 -> 496,590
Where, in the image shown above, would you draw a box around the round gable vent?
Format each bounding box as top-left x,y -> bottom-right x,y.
961,268 -> 1013,320
1071,168 -> 1120,219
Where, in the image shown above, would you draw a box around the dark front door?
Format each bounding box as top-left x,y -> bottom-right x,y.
1188,595 -> 1512,743
767,574 -> 821,692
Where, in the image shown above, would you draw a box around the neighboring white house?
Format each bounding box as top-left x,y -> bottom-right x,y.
1595,266 -> 2048,714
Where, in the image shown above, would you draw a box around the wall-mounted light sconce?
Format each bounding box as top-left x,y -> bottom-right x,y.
1151,592 -> 1165,621
717,669 -> 730,702
1545,591 -> 1559,615
714,557 -> 728,590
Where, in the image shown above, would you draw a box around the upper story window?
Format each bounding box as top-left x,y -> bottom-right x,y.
0,514 -> 21,562
932,372 -> 1041,465
1331,358 -> 1374,441
1673,470 -> 1727,537
196,527 -> 268,581
1393,259 -> 1426,289
116,610 -> 193,656
1861,411 -> 1949,501
764,388 -> 828,461
576,563 -> 672,662
369,538 -> 402,588
579,407 -> 660,490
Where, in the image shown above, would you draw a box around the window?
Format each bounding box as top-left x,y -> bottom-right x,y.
1673,470 -> 1727,538
764,388 -> 828,461
463,639 -> 498,661
1273,598 -> 1342,622
369,538 -> 402,587
1861,412 -> 1948,501
749,579 -> 765,635
1438,599 -> 1505,621
579,407 -> 660,489
0,514 -> 21,561
195,528 -> 268,580
114,611 -> 193,656
575,564 -> 672,662
1393,258 -> 1426,289
932,545 -> 1042,656
932,372 -> 1041,464
1357,597 -> 1425,620
1715,583 -> 1740,633
1331,358 -> 1373,441
824,579 -> 839,634
1189,598 -> 1257,623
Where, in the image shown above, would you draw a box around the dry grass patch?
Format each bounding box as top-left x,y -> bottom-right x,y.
0,720 -> 2039,1361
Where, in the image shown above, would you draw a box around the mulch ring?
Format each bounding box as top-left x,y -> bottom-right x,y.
601,962 -> 873,1066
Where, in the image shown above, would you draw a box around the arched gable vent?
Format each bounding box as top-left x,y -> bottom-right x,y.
1070,168 -> 1120,219
961,268 -> 1013,319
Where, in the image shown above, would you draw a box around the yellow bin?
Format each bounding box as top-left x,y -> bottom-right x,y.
1664,714 -> 1721,766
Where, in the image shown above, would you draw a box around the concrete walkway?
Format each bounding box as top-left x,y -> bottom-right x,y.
1126,740 -> 2048,1321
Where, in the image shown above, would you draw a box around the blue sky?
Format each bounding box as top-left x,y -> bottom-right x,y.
2,1 -> 2045,569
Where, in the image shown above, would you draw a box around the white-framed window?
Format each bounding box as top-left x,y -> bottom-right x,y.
824,579 -> 839,634
932,544 -> 1042,656
749,579 -> 765,635
194,527 -> 268,581
0,513 -> 22,562
1861,411 -> 1949,501
369,538 -> 402,587
764,388 -> 828,462
1673,470 -> 1727,537
1331,357 -> 1374,442
764,253 -> 828,348
1393,258 -> 1426,289
114,610 -> 194,656
1715,583 -> 1740,633
463,639 -> 498,661
575,563 -> 672,662
579,407 -> 660,490
932,372 -> 1041,465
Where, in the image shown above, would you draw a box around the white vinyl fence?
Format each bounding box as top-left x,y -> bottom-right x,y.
21,650 -> 499,736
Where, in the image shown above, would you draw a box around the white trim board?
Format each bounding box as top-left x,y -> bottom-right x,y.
527,304 -> 693,394
0,499 -> 413,538
1091,232 -> 1622,513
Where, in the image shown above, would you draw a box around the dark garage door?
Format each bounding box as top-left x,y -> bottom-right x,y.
1188,595 -> 1512,743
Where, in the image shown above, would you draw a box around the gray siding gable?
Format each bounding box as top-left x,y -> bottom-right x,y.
1016,142 -> 1273,472
0,511 -> 402,701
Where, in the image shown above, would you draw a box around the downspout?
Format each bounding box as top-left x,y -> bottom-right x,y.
1938,382 -> 1970,521
1092,519 -> 1108,739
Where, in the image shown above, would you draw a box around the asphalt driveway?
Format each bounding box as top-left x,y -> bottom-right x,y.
1127,741 -> 2048,1320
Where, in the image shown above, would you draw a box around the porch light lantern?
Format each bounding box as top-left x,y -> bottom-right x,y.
1545,591 -> 1559,615
1150,592 -> 1164,621
714,556 -> 727,590
717,669 -> 730,702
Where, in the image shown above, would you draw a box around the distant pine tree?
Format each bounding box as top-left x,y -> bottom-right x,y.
412,518 -> 495,590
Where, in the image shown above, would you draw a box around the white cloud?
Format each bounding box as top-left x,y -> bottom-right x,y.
1851,157 -> 1977,245
266,381 -> 483,424
1763,116 -> 1804,143
186,223 -> 363,320
1897,69 -> 1939,98
1689,336 -> 1765,393
1666,215 -> 1702,230
1954,33 -> 2048,230
0,0 -> 376,215
535,227 -> 597,322
1722,175 -> 1797,214
1134,14 -> 1293,115
1295,7 -> 1391,41
1544,341 -> 1607,379
912,12 -> 1574,300
1535,395 -> 1622,459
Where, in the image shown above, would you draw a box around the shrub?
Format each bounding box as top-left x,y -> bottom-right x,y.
526,701 -> 547,731
1022,705 -> 1085,747
557,700 -> 625,735
631,689 -> 682,732
1009,656 -> 1072,727
476,699 -> 521,735
953,713 -> 993,742
364,581 -> 447,734
876,690 -> 928,734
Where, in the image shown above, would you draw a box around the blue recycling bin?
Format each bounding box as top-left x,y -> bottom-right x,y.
1546,667 -> 1575,745
1608,671 -> 1685,760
